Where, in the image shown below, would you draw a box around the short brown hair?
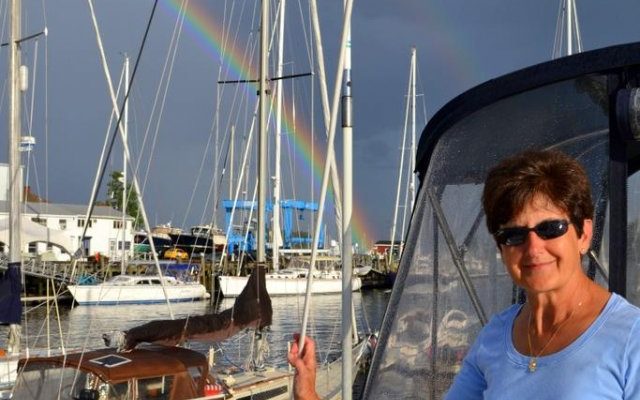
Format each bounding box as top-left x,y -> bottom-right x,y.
482,149 -> 594,237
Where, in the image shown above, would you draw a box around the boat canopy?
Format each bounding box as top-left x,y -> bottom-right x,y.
363,41 -> 640,398
15,345 -> 208,399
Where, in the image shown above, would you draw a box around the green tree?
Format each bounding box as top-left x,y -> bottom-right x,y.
107,171 -> 142,229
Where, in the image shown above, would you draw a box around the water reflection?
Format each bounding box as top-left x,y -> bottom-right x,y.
1,289 -> 390,368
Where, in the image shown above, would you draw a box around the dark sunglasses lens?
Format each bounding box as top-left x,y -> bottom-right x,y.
535,220 -> 569,239
495,220 -> 569,246
496,228 -> 527,246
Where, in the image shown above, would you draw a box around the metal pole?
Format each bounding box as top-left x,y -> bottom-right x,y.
566,0 -> 573,56
8,0 -> 22,355
257,0 -> 270,263
341,0 -> 353,396
273,0 -> 286,271
409,47 -> 416,212
121,55 -> 129,274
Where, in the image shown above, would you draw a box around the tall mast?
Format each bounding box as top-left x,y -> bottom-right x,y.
341,0 -> 354,396
566,0 -> 573,55
272,0 -> 286,271
257,0 -> 270,263
389,47 -> 415,266
8,0 -> 22,354
121,55 -> 129,274
552,0 -> 582,59
409,47 -> 416,213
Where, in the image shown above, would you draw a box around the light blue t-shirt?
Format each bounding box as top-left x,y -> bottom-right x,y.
445,293 -> 640,399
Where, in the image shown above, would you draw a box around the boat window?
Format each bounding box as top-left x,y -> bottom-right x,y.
138,376 -> 174,399
187,366 -> 206,385
150,279 -> 162,285
137,280 -> 150,285
12,367 -> 129,400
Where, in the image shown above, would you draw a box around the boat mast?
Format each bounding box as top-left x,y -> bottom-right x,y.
309,0 -> 344,248
121,55 -> 129,274
409,47 -> 416,215
552,0 -> 582,59
341,0 -> 354,395
257,0 -> 270,263
389,47 -> 416,266
8,0 -> 23,354
272,0 -> 286,271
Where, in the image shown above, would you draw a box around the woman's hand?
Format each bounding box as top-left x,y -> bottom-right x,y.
288,333 -> 321,400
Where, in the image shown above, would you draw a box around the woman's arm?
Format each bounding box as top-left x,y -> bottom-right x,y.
444,340 -> 485,399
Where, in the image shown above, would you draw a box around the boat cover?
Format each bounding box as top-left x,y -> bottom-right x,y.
0,262 -> 21,324
363,42 -> 640,398
116,265 -> 272,350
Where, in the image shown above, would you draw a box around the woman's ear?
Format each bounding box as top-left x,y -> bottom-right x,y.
579,219 -> 593,254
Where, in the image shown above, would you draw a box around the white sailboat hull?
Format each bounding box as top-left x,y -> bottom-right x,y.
67,275 -> 207,305
218,274 -> 362,297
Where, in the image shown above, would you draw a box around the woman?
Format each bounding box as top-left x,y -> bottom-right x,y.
289,149 -> 640,399
445,149 -> 640,398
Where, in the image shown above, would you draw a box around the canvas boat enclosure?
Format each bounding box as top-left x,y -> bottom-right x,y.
13,345 -> 210,399
362,42 -> 640,398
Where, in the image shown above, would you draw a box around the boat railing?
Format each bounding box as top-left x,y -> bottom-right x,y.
0,258 -> 78,284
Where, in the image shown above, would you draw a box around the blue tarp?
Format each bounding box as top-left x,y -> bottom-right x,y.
0,262 -> 22,324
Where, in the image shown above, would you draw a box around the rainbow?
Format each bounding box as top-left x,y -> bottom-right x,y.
161,0 -> 376,248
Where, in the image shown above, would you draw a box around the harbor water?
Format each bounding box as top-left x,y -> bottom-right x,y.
1,289 -> 390,369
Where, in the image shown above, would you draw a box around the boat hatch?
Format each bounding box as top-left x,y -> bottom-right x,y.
89,354 -> 132,368
363,42 -> 640,398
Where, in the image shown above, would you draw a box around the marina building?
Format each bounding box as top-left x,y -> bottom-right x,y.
0,201 -> 134,261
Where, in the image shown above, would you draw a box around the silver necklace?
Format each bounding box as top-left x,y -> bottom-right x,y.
526,300 -> 583,372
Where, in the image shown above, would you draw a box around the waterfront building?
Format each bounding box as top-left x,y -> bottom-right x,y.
0,201 -> 134,261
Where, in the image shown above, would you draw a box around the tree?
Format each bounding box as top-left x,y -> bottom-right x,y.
106,171 -> 142,229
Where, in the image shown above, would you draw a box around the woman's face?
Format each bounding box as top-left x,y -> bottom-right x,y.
498,194 -> 592,294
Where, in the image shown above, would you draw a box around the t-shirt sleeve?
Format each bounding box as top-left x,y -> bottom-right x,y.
444,338 -> 486,400
624,318 -> 640,399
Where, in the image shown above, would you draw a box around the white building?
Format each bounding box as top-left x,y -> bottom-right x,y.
0,201 -> 134,261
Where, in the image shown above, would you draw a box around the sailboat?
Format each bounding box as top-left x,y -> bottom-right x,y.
360,39 -> 640,400
11,266 -> 298,400
218,255 -> 363,297
0,1 -> 50,396
384,46 -> 424,285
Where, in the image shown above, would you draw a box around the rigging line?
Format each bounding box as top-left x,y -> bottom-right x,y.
167,2 -> 225,235
552,0 -> 565,59
25,40 -> 39,143
299,0 -> 355,350
400,148 -> 412,240
294,0 -> 312,68
211,128 -> 233,219
77,0 -> 158,248
217,100 -> 259,271
0,1 -> 7,46
43,1 -> 49,210
137,0 -> 188,199
389,59 -> 412,264
236,168 -> 259,276
415,65 -> 429,130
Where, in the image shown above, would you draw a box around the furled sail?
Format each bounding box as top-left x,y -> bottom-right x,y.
0,262 -> 22,325
103,265 -> 272,351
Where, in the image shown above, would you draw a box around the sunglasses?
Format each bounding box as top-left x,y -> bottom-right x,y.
494,219 -> 571,246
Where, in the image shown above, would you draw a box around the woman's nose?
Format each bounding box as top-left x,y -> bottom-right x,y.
523,230 -> 546,253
